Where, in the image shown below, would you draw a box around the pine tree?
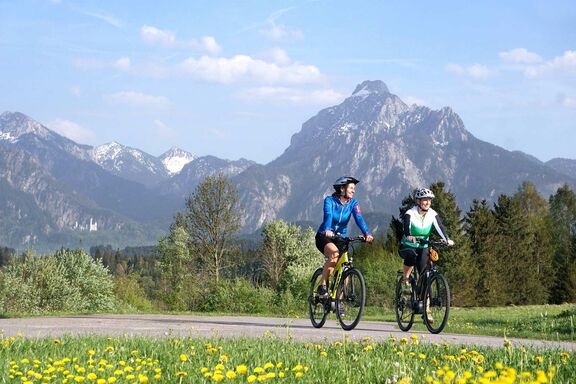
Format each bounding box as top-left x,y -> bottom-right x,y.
464,199 -> 504,306
512,182 -> 554,304
549,184 -> 576,303
429,182 -> 478,306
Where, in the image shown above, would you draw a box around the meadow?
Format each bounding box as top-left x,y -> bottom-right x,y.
1,330 -> 573,384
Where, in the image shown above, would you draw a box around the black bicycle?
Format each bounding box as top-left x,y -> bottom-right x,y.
395,239 -> 451,334
309,235 -> 366,331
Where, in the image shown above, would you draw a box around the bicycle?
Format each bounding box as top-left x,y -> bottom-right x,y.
308,235 -> 367,331
395,239 -> 451,334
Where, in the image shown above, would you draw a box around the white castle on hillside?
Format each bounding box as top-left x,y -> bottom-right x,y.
73,218 -> 98,232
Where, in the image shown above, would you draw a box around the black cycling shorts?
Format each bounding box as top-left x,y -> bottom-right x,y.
398,244 -> 429,273
315,232 -> 333,254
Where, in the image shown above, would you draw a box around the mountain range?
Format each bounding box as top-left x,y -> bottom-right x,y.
1,80 -> 574,250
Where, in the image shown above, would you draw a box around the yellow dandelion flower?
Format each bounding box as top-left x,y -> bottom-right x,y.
534,356 -> 544,364
220,355 -> 228,362
107,378 -> 117,383
400,338 -> 408,345
320,351 -> 328,357
418,353 -> 426,359
235,365 -> 248,375
226,370 -> 236,379
278,372 -> 285,378
201,367 -> 209,374
213,373 -> 225,382
176,371 -> 186,377
87,372 -> 97,380
253,367 -> 264,374
276,362 -> 283,369
138,374 -> 148,383
495,362 -> 504,370
363,345 -> 373,352
263,362 -> 274,370
295,372 -> 304,378
247,375 -> 257,383
96,379 -> 106,384
21,359 -> 30,364
266,372 -> 275,379
179,354 -> 188,362
74,376 -> 85,382
125,374 -> 135,380
215,363 -> 225,371
53,339 -> 62,345
291,364 -> 303,372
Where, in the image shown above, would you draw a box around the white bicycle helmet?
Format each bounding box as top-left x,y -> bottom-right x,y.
414,188 -> 435,199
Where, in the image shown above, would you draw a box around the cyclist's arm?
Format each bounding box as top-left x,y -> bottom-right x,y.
433,215 -> 450,242
351,201 -> 371,237
320,197 -> 334,234
402,212 -> 417,243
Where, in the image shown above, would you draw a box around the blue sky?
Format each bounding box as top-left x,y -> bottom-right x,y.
1,0 -> 575,164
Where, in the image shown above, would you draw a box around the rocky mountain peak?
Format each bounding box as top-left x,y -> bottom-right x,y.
159,147 -> 196,175
351,80 -> 390,96
0,111 -> 50,139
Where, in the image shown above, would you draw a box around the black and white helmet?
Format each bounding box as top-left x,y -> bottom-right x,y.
333,176 -> 359,190
414,188 -> 435,199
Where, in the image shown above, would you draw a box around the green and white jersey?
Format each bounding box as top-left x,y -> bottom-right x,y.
400,206 -> 449,248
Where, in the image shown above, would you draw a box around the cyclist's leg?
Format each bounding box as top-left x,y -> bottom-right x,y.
322,242 -> 339,286
399,245 -> 417,280
415,247 -> 429,275
315,233 -> 339,287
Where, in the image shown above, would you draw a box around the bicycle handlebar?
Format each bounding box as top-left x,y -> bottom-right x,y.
329,234 -> 367,243
418,239 -> 450,247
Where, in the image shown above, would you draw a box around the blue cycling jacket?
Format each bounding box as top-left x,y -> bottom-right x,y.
317,194 -> 371,236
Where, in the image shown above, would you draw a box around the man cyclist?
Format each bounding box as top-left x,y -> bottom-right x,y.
399,188 -> 454,321
315,176 -> 374,298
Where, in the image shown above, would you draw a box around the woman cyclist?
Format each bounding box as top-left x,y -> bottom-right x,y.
315,176 -> 374,298
399,188 -> 454,321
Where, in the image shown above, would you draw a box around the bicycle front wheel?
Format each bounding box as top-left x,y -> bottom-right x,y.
309,267 -> 329,328
395,275 -> 415,332
423,273 -> 450,334
335,268 -> 365,331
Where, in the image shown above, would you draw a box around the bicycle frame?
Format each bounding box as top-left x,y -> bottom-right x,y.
327,250 -> 350,299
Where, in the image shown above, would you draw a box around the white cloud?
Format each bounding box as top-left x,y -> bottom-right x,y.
48,119 -> 96,144
141,25 -> 176,46
499,48 -> 542,64
266,48 -> 291,65
260,23 -> 304,41
80,10 -> 123,28
238,87 -> 344,105
153,119 -> 176,137
74,57 -> 131,71
105,91 -> 169,108
557,93 -> 576,108
524,50 -> 576,78
446,63 -> 495,79
259,7 -> 304,42
140,25 -> 221,55
181,55 -> 323,84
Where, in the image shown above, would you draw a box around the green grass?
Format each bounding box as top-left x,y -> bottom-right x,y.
362,303 -> 576,341
0,333 -> 573,383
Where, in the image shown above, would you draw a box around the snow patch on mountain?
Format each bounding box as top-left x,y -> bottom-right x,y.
159,147 -> 196,175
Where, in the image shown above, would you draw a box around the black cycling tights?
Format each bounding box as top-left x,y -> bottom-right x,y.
398,246 -> 429,274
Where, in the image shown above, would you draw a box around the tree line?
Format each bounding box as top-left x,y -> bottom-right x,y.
1,174 -> 575,315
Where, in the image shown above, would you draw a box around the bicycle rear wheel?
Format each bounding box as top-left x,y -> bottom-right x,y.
309,267 -> 329,328
395,275 -> 415,332
335,268 -> 365,331
423,273 -> 450,334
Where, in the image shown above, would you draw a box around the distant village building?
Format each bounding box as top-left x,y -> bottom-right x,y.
73,218 -> 98,232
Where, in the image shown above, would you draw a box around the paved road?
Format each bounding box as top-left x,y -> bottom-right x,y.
1,314 -> 575,351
